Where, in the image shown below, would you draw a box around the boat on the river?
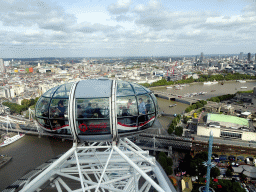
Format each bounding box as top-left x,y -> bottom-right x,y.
204,81 -> 212,85
0,133 -> 25,147
169,104 -> 177,107
204,80 -> 218,85
166,86 -> 172,89
0,116 -> 25,147
241,87 -> 247,89
211,90 -> 216,92
199,91 -> 207,95
0,154 -> 12,168
237,80 -> 246,83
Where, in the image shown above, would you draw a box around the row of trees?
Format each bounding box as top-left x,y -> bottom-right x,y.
168,114 -> 183,136
3,97 -> 39,114
141,77 -> 194,87
196,73 -> 254,82
185,100 -> 207,113
207,94 -> 235,103
141,73 -> 256,88
157,152 -> 173,175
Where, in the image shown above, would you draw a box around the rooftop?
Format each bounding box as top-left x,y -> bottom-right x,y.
207,113 -> 249,127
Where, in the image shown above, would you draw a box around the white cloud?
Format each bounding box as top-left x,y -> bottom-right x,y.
0,0 -> 256,57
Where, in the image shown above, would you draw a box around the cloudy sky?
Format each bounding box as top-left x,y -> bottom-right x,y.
0,0 -> 255,58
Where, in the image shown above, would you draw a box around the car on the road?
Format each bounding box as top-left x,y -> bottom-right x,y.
219,155 -> 227,161
237,156 -> 245,162
212,154 -> 218,159
246,157 -> 254,162
228,155 -> 236,161
231,162 -> 240,167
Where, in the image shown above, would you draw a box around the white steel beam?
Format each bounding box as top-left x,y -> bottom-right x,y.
113,146 -> 165,192
18,139 -> 175,192
20,143 -> 77,192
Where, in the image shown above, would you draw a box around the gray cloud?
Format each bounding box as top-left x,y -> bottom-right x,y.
0,0 -> 77,32
115,14 -> 134,22
76,22 -> 122,34
107,0 -> 132,15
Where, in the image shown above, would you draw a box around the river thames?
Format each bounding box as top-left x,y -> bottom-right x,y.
1,80 -> 256,190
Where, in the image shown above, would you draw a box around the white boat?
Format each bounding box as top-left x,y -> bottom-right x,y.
237,80 -> 246,83
198,91 -> 207,95
0,115 -> 25,147
169,104 -> 177,107
204,80 -> 218,85
0,133 -> 25,147
166,86 -> 172,89
204,81 -> 212,85
241,87 -> 247,89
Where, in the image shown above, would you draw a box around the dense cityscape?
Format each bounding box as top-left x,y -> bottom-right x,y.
0,52 -> 256,107
0,52 -> 256,191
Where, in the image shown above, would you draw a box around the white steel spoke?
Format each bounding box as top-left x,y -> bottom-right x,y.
56,178 -> 72,192
54,179 -> 63,192
18,138 -> 174,192
95,148 -> 114,192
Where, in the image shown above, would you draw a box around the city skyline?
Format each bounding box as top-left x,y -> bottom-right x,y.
0,0 -> 256,58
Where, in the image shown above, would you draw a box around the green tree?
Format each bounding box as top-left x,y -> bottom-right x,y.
166,157 -> 173,167
159,152 -> 167,159
21,99 -> 30,107
216,180 -> 246,192
226,169 -> 232,177
168,124 -> 175,134
196,102 -> 204,109
240,173 -> 247,182
168,126 -> 174,134
210,167 -> 220,178
183,116 -> 189,124
194,152 -> 208,161
166,166 -> 173,175
29,99 -> 36,106
175,126 -> 183,136
158,156 -> 167,170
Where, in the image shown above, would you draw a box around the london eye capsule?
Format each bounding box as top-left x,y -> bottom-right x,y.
35,79 -> 158,141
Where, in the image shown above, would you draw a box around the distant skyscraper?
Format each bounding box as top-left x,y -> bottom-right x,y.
239,52 -> 243,60
200,52 -> 204,62
248,52 -> 251,62
0,59 -> 5,73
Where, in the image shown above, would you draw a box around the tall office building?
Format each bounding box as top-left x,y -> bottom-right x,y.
200,52 -> 204,62
0,58 -> 5,73
239,52 -> 243,60
248,52 -> 251,62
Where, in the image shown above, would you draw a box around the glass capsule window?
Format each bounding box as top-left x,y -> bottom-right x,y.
75,98 -> 111,135
131,83 -> 148,95
35,79 -> 158,141
116,96 -> 137,117
35,97 -> 51,118
116,81 -> 135,96
35,84 -> 71,134
52,83 -> 73,98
